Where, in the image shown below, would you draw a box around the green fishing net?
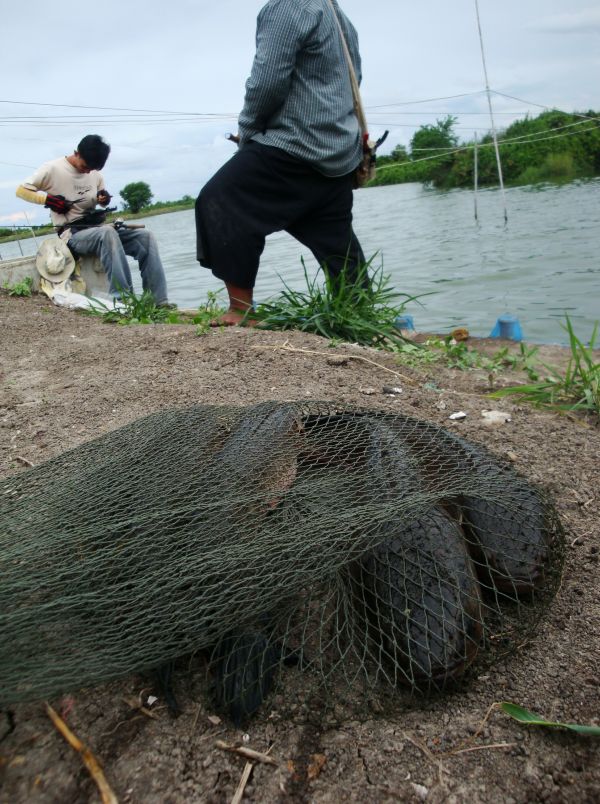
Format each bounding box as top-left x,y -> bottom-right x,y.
0,402 -> 564,721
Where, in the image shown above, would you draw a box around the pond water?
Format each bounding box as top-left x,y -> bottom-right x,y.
3,178 -> 598,345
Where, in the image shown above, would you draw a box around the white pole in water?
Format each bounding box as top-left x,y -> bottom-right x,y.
24,211 -> 38,250
473,132 -> 479,222
474,0 -> 508,224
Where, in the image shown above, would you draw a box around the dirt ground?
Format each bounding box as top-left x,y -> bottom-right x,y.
1,292 -> 599,803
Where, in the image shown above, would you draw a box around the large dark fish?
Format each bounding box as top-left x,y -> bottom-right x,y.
152,659 -> 181,716
210,626 -> 280,726
300,413 -> 424,509
370,415 -> 557,597
324,416 -> 485,688
213,402 -> 304,514
458,490 -> 555,596
355,505 -> 483,689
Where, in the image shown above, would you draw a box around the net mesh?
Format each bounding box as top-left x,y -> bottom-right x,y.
0,401 -> 564,722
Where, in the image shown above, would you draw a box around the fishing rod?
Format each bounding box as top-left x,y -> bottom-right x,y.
57,207 -> 145,235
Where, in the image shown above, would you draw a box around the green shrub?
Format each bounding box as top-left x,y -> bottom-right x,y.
543,152 -> 575,177
4,276 -> 33,297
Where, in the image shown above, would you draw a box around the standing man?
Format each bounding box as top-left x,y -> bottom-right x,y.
195,0 -> 366,326
16,135 -> 169,305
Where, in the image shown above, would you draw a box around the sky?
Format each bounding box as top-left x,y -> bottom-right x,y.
1,0 -> 598,226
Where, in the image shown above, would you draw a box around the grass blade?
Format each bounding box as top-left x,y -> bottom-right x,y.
501,703 -> 600,736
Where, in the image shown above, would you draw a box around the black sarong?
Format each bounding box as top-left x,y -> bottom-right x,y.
195,140 -> 365,289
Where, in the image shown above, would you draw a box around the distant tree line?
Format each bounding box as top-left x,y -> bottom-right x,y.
372,109 -> 600,189
0,223 -> 52,239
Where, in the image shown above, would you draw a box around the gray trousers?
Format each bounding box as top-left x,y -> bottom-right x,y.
68,225 -> 168,304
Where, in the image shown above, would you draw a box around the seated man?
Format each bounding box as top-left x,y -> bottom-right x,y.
16,134 -> 169,305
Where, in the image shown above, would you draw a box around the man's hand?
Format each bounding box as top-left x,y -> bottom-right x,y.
97,190 -> 112,206
44,193 -> 76,214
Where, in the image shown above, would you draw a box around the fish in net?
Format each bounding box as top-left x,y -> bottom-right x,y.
0,402 -> 565,724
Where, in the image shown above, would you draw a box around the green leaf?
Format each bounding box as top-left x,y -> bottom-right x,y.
500,703 -> 600,736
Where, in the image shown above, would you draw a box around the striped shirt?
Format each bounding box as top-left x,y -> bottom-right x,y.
238,0 -> 362,177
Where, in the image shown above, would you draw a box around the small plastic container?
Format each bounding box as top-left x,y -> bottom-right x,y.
394,314 -> 415,331
490,314 -> 523,341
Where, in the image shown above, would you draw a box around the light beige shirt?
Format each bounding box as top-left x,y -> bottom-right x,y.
23,157 -> 106,226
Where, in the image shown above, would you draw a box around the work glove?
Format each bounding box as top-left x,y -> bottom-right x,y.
44,193 -> 76,214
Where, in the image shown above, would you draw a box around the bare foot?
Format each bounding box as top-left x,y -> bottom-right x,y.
210,309 -> 258,327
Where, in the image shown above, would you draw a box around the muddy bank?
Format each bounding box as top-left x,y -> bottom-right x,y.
1,293 -> 599,803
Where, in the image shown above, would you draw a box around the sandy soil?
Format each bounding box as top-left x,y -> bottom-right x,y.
1,292 -> 599,803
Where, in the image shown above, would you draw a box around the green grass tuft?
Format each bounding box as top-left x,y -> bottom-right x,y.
84,287 -> 178,325
254,259 -> 424,351
83,286 -> 230,328
193,290 -> 228,334
490,316 -> 599,416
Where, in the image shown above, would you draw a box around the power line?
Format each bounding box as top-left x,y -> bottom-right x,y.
0,119 -> 235,127
366,91 -> 486,108
1,94 -> 595,121
0,114 -> 236,121
491,90 -> 600,123
0,92 -> 596,167
0,99 -> 238,117
0,110 -> 540,122
0,94 -> 487,114
499,125 -> 600,147
367,110 -> 543,115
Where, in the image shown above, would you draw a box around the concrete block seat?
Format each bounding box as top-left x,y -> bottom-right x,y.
0,244 -> 110,305
74,254 -> 110,297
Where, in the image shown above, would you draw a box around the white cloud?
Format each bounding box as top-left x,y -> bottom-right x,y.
0,210 -> 38,225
